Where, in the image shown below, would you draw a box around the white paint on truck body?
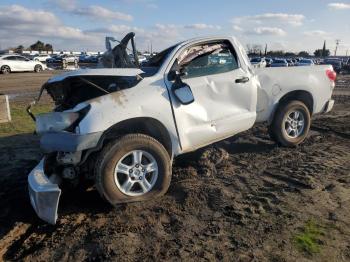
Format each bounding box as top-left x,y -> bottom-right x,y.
28,35 -> 337,224
77,74 -> 182,155
46,36 -> 335,157
255,65 -> 335,123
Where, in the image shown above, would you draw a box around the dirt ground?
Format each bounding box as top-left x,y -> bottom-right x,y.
0,72 -> 349,261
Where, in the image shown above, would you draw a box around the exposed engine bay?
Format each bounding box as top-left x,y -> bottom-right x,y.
27,32 -> 146,114
45,75 -> 141,111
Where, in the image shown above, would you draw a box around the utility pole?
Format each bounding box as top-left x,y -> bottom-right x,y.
322,40 -> 326,57
334,39 -> 340,56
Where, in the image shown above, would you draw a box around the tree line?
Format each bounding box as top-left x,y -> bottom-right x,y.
11,41 -> 53,53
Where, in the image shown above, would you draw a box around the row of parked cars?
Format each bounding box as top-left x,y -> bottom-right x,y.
0,53 -> 102,74
28,53 -> 102,64
0,52 -> 151,74
250,57 -> 350,73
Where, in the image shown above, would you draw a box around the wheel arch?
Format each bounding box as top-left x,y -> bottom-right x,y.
101,117 -> 173,158
269,90 -> 314,123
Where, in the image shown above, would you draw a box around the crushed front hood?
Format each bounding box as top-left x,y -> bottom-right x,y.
47,68 -> 144,84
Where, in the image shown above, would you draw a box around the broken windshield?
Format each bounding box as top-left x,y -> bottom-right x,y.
140,44 -> 178,77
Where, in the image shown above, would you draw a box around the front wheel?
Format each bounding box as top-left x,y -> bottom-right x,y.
95,134 -> 172,205
269,100 -> 311,147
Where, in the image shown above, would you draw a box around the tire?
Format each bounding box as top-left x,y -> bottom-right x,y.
34,64 -> 43,73
1,65 -> 11,74
269,100 -> 311,147
95,134 -> 172,205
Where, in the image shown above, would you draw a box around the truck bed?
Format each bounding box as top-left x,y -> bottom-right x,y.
255,65 -> 334,122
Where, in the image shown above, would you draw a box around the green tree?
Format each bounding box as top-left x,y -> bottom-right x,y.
30,41 -> 45,51
284,52 -> 296,57
267,50 -> 285,57
314,49 -> 330,57
14,45 -> 24,53
298,51 -> 310,57
44,43 -> 53,52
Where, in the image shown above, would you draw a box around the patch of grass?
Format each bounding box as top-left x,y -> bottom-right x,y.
0,102 -> 53,136
293,219 -> 325,255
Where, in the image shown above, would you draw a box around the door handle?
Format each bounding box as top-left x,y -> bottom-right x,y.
235,77 -> 249,83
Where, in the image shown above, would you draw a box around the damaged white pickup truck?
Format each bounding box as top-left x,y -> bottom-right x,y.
27,34 -> 336,224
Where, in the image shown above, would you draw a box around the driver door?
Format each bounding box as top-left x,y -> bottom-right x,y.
165,40 -> 257,152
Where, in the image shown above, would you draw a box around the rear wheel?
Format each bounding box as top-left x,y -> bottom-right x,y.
269,100 -> 311,147
1,65 -> 11,74
34,64 -> 43,73
95,134 -> 171,205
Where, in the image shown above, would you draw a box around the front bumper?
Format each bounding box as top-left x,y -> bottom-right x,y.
28,158 -> 61,224
323,99 -> 335,113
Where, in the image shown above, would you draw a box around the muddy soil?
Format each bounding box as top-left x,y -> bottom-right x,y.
0,75 -> 349,261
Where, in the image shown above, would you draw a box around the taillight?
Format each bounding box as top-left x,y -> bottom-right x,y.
326,69 -> 336,82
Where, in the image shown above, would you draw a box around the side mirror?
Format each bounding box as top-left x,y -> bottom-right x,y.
173,84 -> 194,105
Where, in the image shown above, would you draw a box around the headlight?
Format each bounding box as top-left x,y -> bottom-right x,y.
36,105 -> 90,134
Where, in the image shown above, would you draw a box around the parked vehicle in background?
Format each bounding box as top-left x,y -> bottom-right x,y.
78,54 -> 89,63
286,59 -> 294,66
26,34 -> 336,224
88,55 -> 100,63
46,55 -> 60,63
323,58 -> 343,73
344,58 -> 350,72
270,59 -> 288,67
313,59 -> 321,65
47,54 -> 78,64
250,57 -> 266,68
296,59 -> 315,66
62,54 -> 79,64
138,55 -> 147,63
0,54 -> 46,74
33,54 -> 51,63
265,58 -> 273,67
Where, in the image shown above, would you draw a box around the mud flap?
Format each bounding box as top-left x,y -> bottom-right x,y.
28,159 -> 61,224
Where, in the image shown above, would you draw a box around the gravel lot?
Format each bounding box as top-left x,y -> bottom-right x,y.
0,71 -> 349,261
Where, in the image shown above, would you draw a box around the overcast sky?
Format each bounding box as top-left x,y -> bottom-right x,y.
0,0 -> 349,55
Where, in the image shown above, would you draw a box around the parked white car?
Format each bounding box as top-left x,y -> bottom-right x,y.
0,54 -> 47,74
33,54 -> 51,63
27,35 -> 335,224
62,54 -> 79,64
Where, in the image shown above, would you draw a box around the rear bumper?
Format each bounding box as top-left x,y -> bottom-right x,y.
28,158 -> 61,224
323,99 -> 335,113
